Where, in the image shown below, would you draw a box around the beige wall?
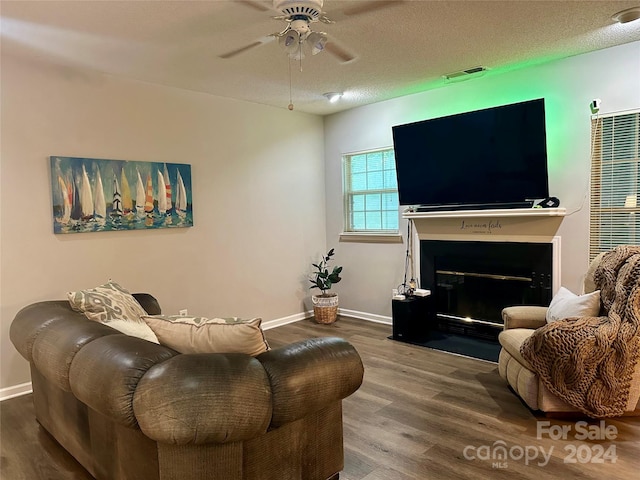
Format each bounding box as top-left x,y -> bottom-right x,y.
3,41 -> 639,393
0,54 -> 326,391
323,41 -> 640,319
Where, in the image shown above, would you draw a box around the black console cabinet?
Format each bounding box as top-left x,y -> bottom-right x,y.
392,296 -> 431,343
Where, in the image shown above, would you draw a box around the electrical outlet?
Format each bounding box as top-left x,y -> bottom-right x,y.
179,309 -> 188,316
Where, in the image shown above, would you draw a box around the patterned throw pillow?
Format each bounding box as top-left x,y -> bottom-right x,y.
141,315 -> 270,356
68,281 -> 149,324
106,319 -> 159,344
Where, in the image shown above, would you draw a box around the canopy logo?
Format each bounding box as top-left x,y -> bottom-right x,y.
463,420 -> 618,469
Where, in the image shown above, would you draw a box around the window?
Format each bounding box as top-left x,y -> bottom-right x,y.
343,148 -> 399,235
589,111 -> 640,260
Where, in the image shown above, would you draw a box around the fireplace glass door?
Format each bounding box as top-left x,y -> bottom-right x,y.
421,240 -> 553,340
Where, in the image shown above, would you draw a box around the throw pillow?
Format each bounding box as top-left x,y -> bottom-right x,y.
67,281 -> 159,343
141,315 -> 270,356
107,319 -> 160,344
68,281 -> 148,323
545,286 -> 601,323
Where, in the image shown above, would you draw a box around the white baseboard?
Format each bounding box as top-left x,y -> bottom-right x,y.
338,308 -> 392,325
0,382 -> 32,402
264,309 -> 392,329
261,310 -> 313,330
263,308 -> 392,326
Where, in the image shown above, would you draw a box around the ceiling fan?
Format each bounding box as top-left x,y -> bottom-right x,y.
271,0 -> 334,61
220,0 -> 402,63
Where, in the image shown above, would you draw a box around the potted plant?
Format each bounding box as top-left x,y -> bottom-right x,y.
310,248 -> 343,324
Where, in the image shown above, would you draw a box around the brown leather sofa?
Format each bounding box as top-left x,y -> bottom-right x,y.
10,294 -> 364,480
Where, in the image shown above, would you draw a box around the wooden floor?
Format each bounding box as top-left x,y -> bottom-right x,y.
2,316 -> 639,479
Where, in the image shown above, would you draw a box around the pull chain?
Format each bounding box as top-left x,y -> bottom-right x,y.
288,55 -> 294,111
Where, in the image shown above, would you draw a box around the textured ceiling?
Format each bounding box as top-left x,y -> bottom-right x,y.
2,0 -> 639,115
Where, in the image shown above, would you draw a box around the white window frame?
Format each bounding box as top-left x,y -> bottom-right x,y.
589,109 -> 640,260
340,147 -> 402,243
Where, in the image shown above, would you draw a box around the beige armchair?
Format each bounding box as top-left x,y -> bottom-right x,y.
498,250 -> 640,416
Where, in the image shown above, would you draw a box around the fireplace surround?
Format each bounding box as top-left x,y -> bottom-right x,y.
421,240 -> 553,340
400,207 -> 565,359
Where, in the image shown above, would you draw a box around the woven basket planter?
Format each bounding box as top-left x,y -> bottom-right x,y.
312,294 -> 339,324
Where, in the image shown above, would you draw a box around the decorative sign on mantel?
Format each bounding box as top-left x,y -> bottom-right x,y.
408,211 -> 564,243
459,218 -> 503,235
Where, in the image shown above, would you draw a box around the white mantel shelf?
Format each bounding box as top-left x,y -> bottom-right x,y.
403,207 -> 566,220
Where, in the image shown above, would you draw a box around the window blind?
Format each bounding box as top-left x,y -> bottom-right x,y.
343,148 -> 399,233
589,111 -> 640,260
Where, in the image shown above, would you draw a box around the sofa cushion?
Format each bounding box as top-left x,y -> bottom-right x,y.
545,286 -> 601,323
498,328 -> 535,369
141,315 -> 270,356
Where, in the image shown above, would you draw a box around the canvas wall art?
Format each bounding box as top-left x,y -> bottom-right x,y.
50,156 -> 193,234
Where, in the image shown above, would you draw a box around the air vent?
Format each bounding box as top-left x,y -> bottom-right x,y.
443,66 -> 488,82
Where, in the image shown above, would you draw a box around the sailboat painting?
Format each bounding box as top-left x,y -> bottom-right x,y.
50,156 -> 193,234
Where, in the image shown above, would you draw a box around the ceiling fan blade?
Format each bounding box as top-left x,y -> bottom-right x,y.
219,42 -> 263,59
318,14 -> 335,24
236,1 -> 271,12
218,36 -> 275,59
325,41 -> 357,63
342,0 -> 404,16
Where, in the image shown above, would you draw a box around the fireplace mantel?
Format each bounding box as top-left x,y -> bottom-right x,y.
403,209 -> 564,360
404,207 -> 565,243
403,207 -> 565,220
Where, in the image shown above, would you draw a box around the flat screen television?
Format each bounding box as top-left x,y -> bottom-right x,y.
392,98 -> 549,209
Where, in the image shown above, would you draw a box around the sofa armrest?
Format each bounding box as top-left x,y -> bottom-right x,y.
257,337 -> 364,428
133,353 -> 272,445
133,293 -> 161,315
502,306 -> 548,330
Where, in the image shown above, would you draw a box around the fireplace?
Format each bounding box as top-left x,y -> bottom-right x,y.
420,240 -> 553,341
399,208 -> 564,360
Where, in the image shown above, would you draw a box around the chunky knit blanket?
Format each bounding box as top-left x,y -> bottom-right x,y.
521,245 -> 640,418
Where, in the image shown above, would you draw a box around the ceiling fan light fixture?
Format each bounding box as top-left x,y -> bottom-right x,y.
323,92 -> 343,103
278,30 -> 304,60
307,31 -> 328,55
612,6 -> 640,23
280,30 -> 300,52
289,18 -> 312,35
